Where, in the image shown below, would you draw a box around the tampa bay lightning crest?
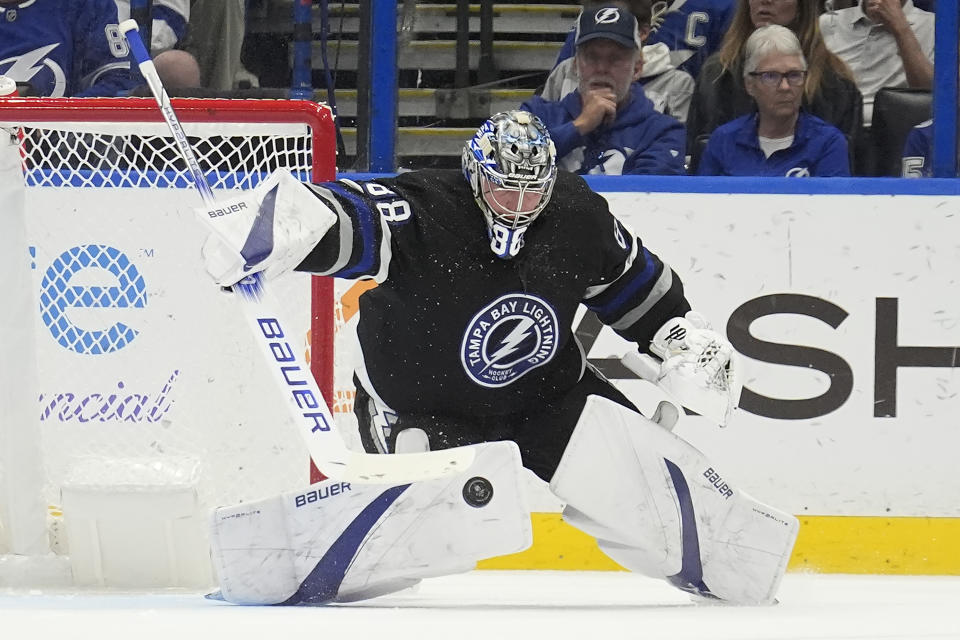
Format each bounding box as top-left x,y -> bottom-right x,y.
461,293 -> 559,388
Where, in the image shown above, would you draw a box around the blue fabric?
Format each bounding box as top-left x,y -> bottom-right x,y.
697,112 -> 850,177
901,120 -> 933,177
322,181 -> 380,279
555,28 -> 576,68
585,246 -> 656,317
644,0 -> 736,78
151,5 -> 188,43
521,83 -> 687,175
664,459 -> 717,599
0,0 -> 137,97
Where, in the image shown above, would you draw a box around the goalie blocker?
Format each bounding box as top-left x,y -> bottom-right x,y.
209,393 -> 796,606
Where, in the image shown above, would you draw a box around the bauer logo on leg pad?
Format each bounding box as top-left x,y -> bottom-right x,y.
703,467 -> 734,499
294,482 -> 352,508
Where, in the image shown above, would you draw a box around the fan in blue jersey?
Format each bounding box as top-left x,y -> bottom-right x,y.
697,25 -> 850,176
523,4 -> 686,175
0,0 -> 137,97
114,0 -> 199,89
114,0 -> 189,53
646,0 -> 736,78
193,110 -> 799,607
901,119 -> 932,177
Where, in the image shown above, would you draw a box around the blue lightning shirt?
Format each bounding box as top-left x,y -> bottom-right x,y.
521,84 -> 687,176
0,0 -> 137,97
697,112 -> 850,177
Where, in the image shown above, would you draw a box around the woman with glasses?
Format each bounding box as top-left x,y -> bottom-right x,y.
696,25 -> 850,175
686,0 -> 860,171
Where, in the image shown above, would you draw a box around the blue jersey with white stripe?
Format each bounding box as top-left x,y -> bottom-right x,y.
296,170 -> 690,417
901,120 -> 932,178
646,0 -> 736,79
0,0 -> 136,97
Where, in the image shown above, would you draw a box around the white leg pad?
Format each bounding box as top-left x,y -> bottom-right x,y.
209,441 -> 532,605
549,396 -> 798,605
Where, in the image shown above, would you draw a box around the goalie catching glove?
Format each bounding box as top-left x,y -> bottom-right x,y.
623,312 -> 742,427
197,169 -> 336,287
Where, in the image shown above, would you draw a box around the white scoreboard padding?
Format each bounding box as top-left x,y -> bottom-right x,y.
592,191 -> 960,518
25,188 -> 312,508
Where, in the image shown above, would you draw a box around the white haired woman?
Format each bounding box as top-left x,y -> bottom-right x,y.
696,25 -> 850,177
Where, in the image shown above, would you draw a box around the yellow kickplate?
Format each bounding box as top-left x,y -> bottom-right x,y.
789,515 -> 960,575
478,513 -> 960,575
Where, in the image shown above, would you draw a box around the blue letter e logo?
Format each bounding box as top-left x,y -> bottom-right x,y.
40,244 -> 147,355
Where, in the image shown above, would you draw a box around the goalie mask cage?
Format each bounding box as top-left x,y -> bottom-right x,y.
0,97 -> 337,583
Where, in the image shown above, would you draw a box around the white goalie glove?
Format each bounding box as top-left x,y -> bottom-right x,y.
196,169 -> 336,287
623,311 -> 742,427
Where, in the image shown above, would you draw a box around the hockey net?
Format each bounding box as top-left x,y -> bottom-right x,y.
0,97 -> 342,587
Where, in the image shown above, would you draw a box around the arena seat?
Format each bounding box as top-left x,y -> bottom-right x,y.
869,88 -> 932,177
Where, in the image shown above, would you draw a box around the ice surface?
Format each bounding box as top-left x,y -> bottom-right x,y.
3,571 -> 959,640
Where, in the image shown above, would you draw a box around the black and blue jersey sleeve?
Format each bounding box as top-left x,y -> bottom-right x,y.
295,179 -> 401,281
583,214 -> 691,351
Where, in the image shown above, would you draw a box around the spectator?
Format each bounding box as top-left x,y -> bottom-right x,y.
115,0 -> 201,89
522,4 -> 686,176
820,0 -> 934,126
646,0 -> 737,78
697,25 -> 850,176
553,1 -> 653,65
541,1 -> 696,123
185,0 -> 258,91
115,0 -> 189,54
901,118 -> 931,177
0,0 -> 138,97
686,0 -> 861,167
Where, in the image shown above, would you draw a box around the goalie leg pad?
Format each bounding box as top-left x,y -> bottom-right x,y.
209,441 -> 532,605
549,396 -> 798,605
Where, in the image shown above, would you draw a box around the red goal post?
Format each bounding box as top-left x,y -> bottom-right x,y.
0,97 -> 338,570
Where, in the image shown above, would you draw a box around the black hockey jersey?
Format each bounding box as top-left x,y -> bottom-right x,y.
298,170 -> 690,418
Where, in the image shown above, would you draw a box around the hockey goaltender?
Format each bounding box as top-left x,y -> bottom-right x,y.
196,110 -> 798,606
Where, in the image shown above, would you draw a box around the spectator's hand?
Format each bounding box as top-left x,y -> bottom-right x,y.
573,87 -> 617,135
863,0 -> 909,32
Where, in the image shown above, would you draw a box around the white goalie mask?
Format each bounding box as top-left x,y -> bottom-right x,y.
462,111 -> 557,259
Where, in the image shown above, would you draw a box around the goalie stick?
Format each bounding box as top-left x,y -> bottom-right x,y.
120,20 -> 475,484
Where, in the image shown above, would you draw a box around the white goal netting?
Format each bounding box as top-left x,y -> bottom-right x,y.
0,97 -> 339,587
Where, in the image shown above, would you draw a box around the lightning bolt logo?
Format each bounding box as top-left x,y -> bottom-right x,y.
460,293 -> 560,388
480,317 -> 535,374
1,44 -> 66,97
